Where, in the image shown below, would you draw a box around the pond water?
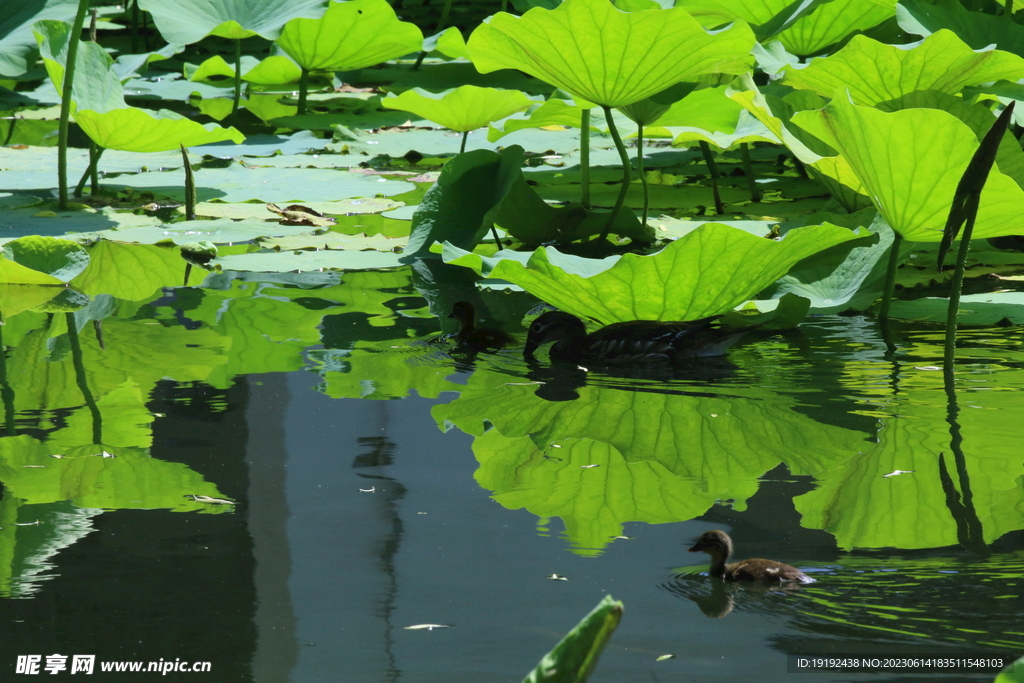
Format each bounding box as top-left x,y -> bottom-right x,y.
0,269 -> 1022,682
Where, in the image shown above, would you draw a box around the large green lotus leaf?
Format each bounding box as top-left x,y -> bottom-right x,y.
276,0 -> 422,71
139,0 -> 329,44
0,0 -> 77,78
996,656 -> 1024,683
75,108 -> 245,153
313,344 -> 463,400
796,351 -> 1024,550
72,242 -> 185,300
792,97 -> 1024,241
242,55 -> 302,84
435,365 -> 869,553
443,222 -> 870,323
775,0 -> 896,57
467,0 -> 755,107
898,0 -> 1024,57
2,234 -> 88,281
781,30 -> 1024,105
184,54 -> 260,82
33,22 -> 244,152
382,86 -> 534,133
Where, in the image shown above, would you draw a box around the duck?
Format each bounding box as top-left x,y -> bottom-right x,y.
688,530 -> 815,584
447,301 -> 514,351
523,310 -> 753,365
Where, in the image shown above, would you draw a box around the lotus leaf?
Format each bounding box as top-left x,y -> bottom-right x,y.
212,249 -> 405,272
184,55 -> 260,83
2,234 -> 88,282
487,98 -> 591,141
241,55 -> 302,84
792,97 -> 1024,241
276,0 -> 422,72
72,242 -> 184,300
781,30 -> 1024,106
898,0 -> 1024,56
434,27 -> 469,60
0,0 -> 78,78
138,0 -> 330,45
33,21 -> 244,152
443,222 -> 871,323
467,0 -> 755,108
382,86 -> 535,133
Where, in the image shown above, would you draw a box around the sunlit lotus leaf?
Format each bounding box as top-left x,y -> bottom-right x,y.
898,0 -> 1024,56
2,235 -> 87,282
184,55 -> 258,82
791,96 -> 1024,241
212,249 -> 405,272
435,27 -> 470,60
0,0 -> 77,77
242,55 -> 302,84
276,0 -> 422,71
139,0 -> 330,44
443,222 -> 870,323
259,232 -> 406,252
523,594 -> 621,678
383,86 -> 534,133
669,110 -> 778,150
33,21 -> 244,152
467,0 -> 755,108
781,30 -> 1024,106
0,284 -> 64,319
487,98 -> 590,142
72,242 -> 185,300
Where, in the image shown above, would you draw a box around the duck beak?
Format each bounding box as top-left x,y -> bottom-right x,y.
523,338 -> 539,360
447,312 -> 455,319
687,542 -> 701,552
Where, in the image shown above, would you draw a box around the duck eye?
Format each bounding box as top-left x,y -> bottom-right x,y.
531,322 -> 542,332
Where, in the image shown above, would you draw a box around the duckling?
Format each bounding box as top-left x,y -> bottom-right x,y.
448,301 -> 513,351
688,530 -> 815,584
523,311 -> 752,365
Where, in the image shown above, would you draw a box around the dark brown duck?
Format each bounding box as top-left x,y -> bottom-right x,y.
688,530 -> 814,583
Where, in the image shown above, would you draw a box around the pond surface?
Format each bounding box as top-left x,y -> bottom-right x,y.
0,269 -> 1022,682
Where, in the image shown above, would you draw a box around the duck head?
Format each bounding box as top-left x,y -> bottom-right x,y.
688,529 -> 733,563
448,301 -> 475,325
524,311 -> 587,360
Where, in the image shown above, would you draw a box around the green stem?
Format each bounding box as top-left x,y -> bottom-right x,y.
599,104 -> 631,243
740,143 -> 761,202
130,0 -> 139,53
944,222 -> 976,372
436,0 -> 453,33
57,0 -> 91,209
0,324 -> 15,436
66,312 -> 102,445
298,67 -> 309,116
637,123 -> 649,227
501,0 -> 507,11
878,232 -> 903,324
460,130 -> 468,154
73,143 -> 104,197
232,38 -> 242,116
181,143 -> 196,221
580,108 -> 591,208
698,141 -> 724,215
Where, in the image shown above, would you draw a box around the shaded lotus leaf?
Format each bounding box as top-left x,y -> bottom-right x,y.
212,249 -> 405,272
259,231 -> 406,252
669,110 -> 778,151
522,594 -> 622,679
138,0 -> 330,44
33,21 -> 244,152
242,55 -> 302,84
276,0 -> 422,71
885,292 -> 1024,325
898,0 -> 1024,57
791,96 -> 1024,241
467,0 -> 755,107
2,234 -> 88,282
487,98 -> 590,142
72,242 -> 185,300
781,30 -> 1024,105
0,0 -> 77,77
443,222 -> 871,323
382,86 -> 534,133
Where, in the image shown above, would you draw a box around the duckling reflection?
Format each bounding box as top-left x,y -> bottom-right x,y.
448,301 -> 514,353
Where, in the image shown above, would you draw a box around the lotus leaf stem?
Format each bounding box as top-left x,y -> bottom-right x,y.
67,313 -> 102,445
698,141 -> 724,214
74,143 -> 104,197
580,108 -> 591,208
0,324 -> 15,435
57,0 -> 92,209
413,0 -> 454,70
740,143 -> 761,202
232,38 -> 242,116
460,130 -> 468,154
298,67 -> 309,116
877,232 -> 903,324
181,144 -> 197,221
130,0 -> 139,53
944,223 -> 975,372
598,104 -> 631,243
636,123 -> 649,228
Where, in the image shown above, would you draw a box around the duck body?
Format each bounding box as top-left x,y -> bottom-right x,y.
448,301 -> 513,351
688,530 -> 814,584
524,311 -> 751,365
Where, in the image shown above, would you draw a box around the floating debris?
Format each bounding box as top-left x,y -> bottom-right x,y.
403,624 -> 452,630
22,465 -> 45,468
915,366 -> 941,371
359,487 -> 376,493
547,574 -> 569,581
882,470 -> 915,478
14,521 -> 41,526
580,464 -> 600,469
188,495 -> 236,505
49,454 -> 65,459
656,654 -> 676,662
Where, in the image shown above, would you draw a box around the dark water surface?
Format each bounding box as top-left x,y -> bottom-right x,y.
0,284 -> 1022,682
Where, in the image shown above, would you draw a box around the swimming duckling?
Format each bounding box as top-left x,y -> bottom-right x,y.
688,530 -> 814,584
523,311 -> 752,365
448,301 -> 513,351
